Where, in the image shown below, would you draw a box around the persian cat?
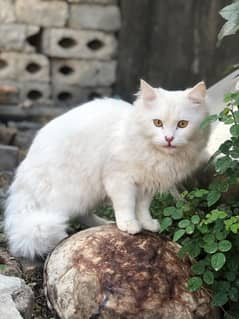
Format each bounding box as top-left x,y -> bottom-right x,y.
4,80 -> 209,259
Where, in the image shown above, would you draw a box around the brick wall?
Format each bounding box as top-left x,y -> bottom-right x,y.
0,0 -> 121,107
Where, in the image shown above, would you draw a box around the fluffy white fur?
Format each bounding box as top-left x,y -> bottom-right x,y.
4,80 -> 210,259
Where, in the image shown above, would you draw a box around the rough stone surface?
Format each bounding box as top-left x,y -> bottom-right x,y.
0,249 -> 22,277
0,145 -> 19,171
0,24 -> 40,52
42,28 -> 117,60
52,59 -> 116,87
0,0 -> 15,23
52,84 -> 112,106
44,224 -> 218,319
69,4 -> 121,31
16,0 -> 68,27
0,274 -> 34,319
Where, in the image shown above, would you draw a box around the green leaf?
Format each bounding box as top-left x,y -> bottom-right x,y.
212,291 -> 228,306
173,229 -> 185,241
197,224 -> 208,234
191,262 -> 205,275
218,240 -> 232,252
203,271 -> 214,285
230,124 -> 239,137
229,287 -> 239,302
192,189 -> 208,198
186,224 -> 195,234
187,242 -> 201,258
160,217 -> 173,232
211,253 -> 226,271
203,233 -> 215,242
226,271 -> 237,282
218,2 -> 239,40
163,206 -> 176,216
188,277 -> 203,292
203,242 -> 218,254
200,114 -> 218,129
215,230 -> 228,240
191,215 -> 200,224
219,140 -> 233,154
171,209 -> 183,220
178,219 -> 190,228
207,191 -> 221,207
215,156 -> 232,174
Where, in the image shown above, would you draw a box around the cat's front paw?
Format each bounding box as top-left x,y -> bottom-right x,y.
141,218 -> 160,232
117,219 -> 142,234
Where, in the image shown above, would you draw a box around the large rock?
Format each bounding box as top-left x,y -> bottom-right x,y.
0,274 -> 34,319
44,224 -> 218,319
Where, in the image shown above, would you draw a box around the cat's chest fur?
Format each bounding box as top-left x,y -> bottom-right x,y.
108,139 -> 195,194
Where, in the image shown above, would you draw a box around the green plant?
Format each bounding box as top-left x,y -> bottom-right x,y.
218,0 -> 239,41
151,91 -> 239,318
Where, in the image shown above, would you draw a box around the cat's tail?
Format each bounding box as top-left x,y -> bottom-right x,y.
207,69 -> 239,115
78,213 -> 112,227
4,193 -> 68,260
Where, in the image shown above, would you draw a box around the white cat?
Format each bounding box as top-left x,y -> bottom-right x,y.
4,80 -> 209,259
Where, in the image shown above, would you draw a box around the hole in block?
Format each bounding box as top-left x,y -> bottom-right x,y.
59,65 -> 74,76
0,59 -> 7,70
26,29 -> 42,52
27,90 -> 43,100
58,37 -> 77,49
88,92 -> 102,100
87,39 -> 104,51
26,62 -> 41,74
58,91 -> 72,101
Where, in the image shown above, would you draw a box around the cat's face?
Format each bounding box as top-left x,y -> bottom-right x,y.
135,80 -> 208,152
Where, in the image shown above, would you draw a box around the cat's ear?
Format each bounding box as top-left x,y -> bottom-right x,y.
188,81 -> 206,104
140,79 -> 157,102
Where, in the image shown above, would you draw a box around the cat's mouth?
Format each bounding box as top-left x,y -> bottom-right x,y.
163,144 -> 176,149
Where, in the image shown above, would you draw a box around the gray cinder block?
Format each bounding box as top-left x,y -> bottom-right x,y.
69,4 -> 121,31
15,0 -> 68,27
52,59 -> 116,87
42,28 -> 117,60
0,24 -> 40,52
0,0 -> 15,23
52,83 -> 112,106
0,52 -> 50,82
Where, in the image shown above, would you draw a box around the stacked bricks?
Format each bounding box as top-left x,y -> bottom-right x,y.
0,0 -> 121,107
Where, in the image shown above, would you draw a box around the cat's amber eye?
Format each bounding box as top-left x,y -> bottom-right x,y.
177,120 -> 189,128
153,119 -> 163,127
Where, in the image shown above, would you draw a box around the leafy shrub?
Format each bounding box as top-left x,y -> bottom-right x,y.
218,0 -> 239,41
151,91 -> 239,318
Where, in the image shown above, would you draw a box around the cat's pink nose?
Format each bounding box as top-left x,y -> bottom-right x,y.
165,136 -> 174,143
